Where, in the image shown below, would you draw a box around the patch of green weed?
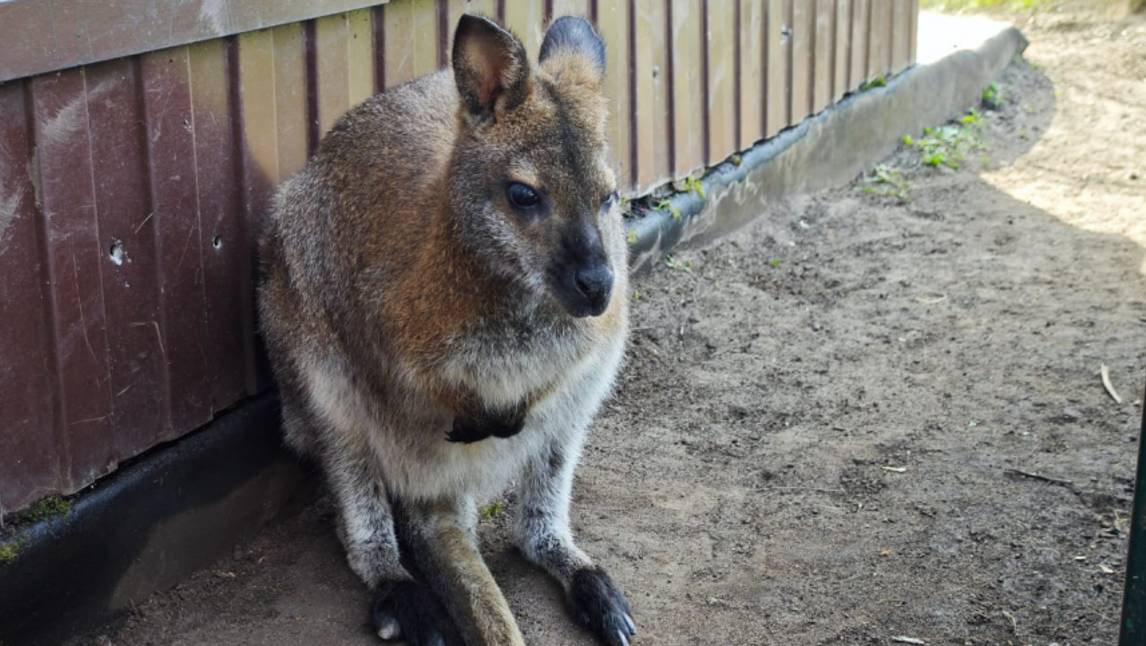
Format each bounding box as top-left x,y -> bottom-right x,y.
12,496 -> 71,524
0,538 -> 26,564
981,83 -> 1002,110
656,199 -> 682,221
859,75 -> 887,91
664,255 -> 693,273
480,501 -> 504,520
859,165 -> 912,203
769,258 -> 783,269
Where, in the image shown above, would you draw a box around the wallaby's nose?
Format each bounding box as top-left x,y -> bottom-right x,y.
574,264 -> 614,314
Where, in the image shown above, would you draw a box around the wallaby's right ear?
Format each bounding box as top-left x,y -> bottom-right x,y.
452,14 -> 530,118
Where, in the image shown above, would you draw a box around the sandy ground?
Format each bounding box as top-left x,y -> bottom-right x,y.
75,4 -> 1146,645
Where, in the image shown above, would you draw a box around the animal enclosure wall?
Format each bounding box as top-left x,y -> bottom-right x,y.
0,0 -> 917,511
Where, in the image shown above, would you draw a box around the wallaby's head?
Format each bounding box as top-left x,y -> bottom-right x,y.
449,14 -> 618,319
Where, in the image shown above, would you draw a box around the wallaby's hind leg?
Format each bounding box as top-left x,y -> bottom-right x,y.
514,439 -> 636,646
399,497 -> 525,646
318,440 -> 455,645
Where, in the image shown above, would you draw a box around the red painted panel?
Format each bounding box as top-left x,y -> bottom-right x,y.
29,69 -> 117,488
0,82 -> 63,510
84,59 -> 167,457
140,48 -> 213,438
189,40 -> 252,410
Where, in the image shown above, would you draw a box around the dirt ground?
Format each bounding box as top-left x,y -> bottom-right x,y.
76,4 -> 1146,645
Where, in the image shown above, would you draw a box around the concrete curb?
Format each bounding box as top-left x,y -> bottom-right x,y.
626,23 -> 1029,271
0,19 -> 1028,646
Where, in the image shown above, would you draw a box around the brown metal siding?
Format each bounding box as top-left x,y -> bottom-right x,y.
0,0 -> 917,511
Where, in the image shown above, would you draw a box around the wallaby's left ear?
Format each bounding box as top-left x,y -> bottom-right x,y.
453,14 -> 531,117
539,16 -> 606,79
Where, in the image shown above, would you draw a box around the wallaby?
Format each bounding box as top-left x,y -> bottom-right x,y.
258,13 -> 634,646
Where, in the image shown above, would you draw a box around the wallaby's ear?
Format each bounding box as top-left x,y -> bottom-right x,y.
452,14 -> 530,117
539,16 -> 606,79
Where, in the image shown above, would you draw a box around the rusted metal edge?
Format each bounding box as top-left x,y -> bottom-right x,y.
0,0 -> 390,83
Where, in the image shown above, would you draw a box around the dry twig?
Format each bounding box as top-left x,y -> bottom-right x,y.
1101,364 -> 1123,404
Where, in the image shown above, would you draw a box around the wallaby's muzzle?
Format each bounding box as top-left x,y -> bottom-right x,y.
550,222 -> 614,318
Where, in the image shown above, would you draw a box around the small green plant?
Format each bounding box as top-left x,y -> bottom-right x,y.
902,134 -> 915,146
11,495 -> 71,524
904,110 -> 985,171
656,199 -> 682,221
769,258 -> 782,269
981,83 -> 1002,110
859,75 -> 887,91
632,289 -> 642,301
480,501 -> 504,520
0,538 -> 26,564
664,254 -> 693,273
682,176 -> 706,199
960,109 -> 982,126
860,165 -> 911,203
626,229 -> 638,245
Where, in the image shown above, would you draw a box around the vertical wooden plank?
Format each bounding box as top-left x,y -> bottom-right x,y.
891,0 -> 911,73
909,0 -> 918,65
632,0 -> 669,191
0,82 -> 64,509
671,0 -> 705,178
833,0 -> 850,100
789,0 -> 813,125
189,39 -> 249,411
384,0 -> 440,87
272,24 -> 309,177
29,69 -> 116,487
551,0 -> 591,18
315,14 -> 352,136
868,0 -> 890,78
596,0 -> 631,188
850,0 -> 869,88
347,9 -> 376,105
83,59 -> 166,456
764,0 -> 786,137
738,0 -> 764,148
812,0 -> 834,112
706,0 -> 736,164
504,0 -> 545,58
140,46 -> 212,438
237,30 -> 278,393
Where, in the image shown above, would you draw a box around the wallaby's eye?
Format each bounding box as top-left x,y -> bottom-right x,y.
506,182 -> 541,210
601,191 -> 619,211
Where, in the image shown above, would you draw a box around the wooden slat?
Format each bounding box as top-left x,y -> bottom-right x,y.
83,58 -> 166,456
632,0 -> 670,191
738,0 -> 765,148
315,14 -> 353,136
189,39 -> 250,410
812,0 -> 834,112
706,0 -> 736,164
272,24 -> 309,177
833,0 -> 850,100
868,0 -> 890,78
348,9 -> 376,105
237,29 -> 280,187
789,0 -> 813,125
909,0 -> 919,65
551,0 -> 591,18
447,0 -> 499,32
850,0 -> 870,87
383,0 -> 439,88
596,0 -> 631,187
764,0 -> 786,137
503,0 -> 545,58
0,81 -> 64,509
140,46 -> 213,438
671,0 -> 704,178
891,0 -> 912,73
29,69 -> 116,487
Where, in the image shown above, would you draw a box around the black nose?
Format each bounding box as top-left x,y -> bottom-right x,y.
574,264 -> 614,314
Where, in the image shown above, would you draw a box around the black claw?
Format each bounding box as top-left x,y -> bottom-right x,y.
370,580 -> 459,645
568,567 -> 636,645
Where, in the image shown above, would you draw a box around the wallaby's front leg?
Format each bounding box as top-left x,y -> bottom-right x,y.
320,444 -> 456,645
400,497 -> 526,646
514,440 -> 637,646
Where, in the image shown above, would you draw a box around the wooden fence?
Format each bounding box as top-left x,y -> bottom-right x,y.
0,0 -> 917,511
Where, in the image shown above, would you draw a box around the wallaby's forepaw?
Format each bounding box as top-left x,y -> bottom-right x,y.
370,580 -> 457,646
569,567 -> 637,646
446,405 -> 526,443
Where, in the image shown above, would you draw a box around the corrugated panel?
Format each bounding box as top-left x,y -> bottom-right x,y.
0,81 -> 62,509
671,0 -> 705,178
739,0 -> 765,149
0,0 -> 921,510
633,0 -> 671,191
